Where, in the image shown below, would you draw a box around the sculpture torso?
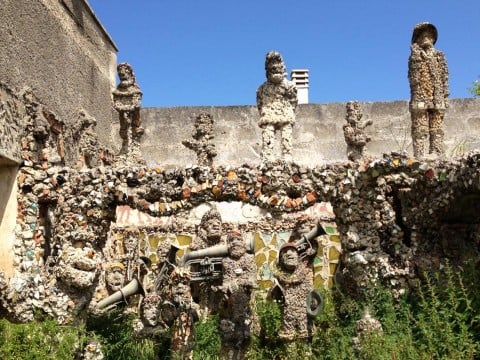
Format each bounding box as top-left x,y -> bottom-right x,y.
408,44 -> 449,110
257,79 -> 297,128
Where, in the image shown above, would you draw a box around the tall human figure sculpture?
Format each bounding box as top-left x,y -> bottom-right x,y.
189,209 -> 225,315
113,63 -> 143,157
256,51 -> 298,162
408,22 -> 449,158
218,231 -> 256,359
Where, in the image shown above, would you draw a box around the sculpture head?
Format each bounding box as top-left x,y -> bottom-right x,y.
117,62 -> 135,84
278,242 -> 299,272
265,51 -> 286,85
168,268 -> 192,306
412,22 -> 438,49
227,230 -> 246,259
199,209 -> 223,244
141,294 -> 161,327
345,101 -> 362,125
194,113 -> 214,136
105,262 -> 126,292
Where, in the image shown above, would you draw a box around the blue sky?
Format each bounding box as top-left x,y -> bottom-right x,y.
88,0 -> 480,107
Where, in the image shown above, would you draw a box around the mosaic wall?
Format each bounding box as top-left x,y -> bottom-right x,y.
109,222 -> 340,294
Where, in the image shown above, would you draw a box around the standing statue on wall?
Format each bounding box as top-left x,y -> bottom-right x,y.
182,112 -> 217,166
218,231 -> 257,359
112,63 -> 144,160
256,51 -> 298,162
343,101 -> 373,161
408,22 -> 449,158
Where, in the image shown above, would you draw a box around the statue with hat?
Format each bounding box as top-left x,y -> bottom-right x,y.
408,22 -> 449,158
256,51 -> 298,162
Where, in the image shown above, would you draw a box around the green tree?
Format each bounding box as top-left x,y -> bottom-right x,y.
469,78 -> 480,97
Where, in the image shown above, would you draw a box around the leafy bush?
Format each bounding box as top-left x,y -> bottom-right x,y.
412,262 -> 480,359
1,261 -> 480,359
193,315 -> 220,360
86,310 -> 168,360
247,297 -> 285,359
469,79 -> 480,97
0,317 -> 84,360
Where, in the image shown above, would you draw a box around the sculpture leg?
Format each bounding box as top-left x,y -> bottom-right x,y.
411,111 -> 429,158
429,110 -> 445,155
131,108 -> 144,137
119,114 -> 130,155
261,125 -> 275,162
280,303 -> 301,340
281,124 -> 293,162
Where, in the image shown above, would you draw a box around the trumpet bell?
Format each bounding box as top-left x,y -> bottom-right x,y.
97,277 -> 145,309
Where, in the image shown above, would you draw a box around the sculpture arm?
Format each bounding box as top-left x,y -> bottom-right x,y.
408,44 -> 423,90
256,86 -> 264,112
438,51 -> 450,101
182,139 -> 199,151
285,82 -> 298,109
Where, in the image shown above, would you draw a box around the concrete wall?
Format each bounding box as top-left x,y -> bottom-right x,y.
0,0 -> 117,151
0,166 -> 18,278
0,86 -> 23,165
140,98 -> 480,168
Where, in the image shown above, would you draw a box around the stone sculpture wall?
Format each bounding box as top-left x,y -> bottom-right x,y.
3,136 -> 480,323
140,98 -> 480,168
1,75 -> 480,356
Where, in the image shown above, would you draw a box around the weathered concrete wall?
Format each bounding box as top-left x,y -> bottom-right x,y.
0,0 -> 117,153
0,166 -> 18,279
141,98 -> 480,168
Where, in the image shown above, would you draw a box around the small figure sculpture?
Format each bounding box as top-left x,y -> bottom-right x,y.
112,63 -> 143,157
256,51 -> 298,162
160,268 -> 199,360
408,22 -> 449,158
218,231 -> 257,359
274,242 -> 312,340
56,241 -> 99,289
352,308 -> 383,350
343,101 -> 372,161
76,110 -> 99,168
182,112 -> 217,166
